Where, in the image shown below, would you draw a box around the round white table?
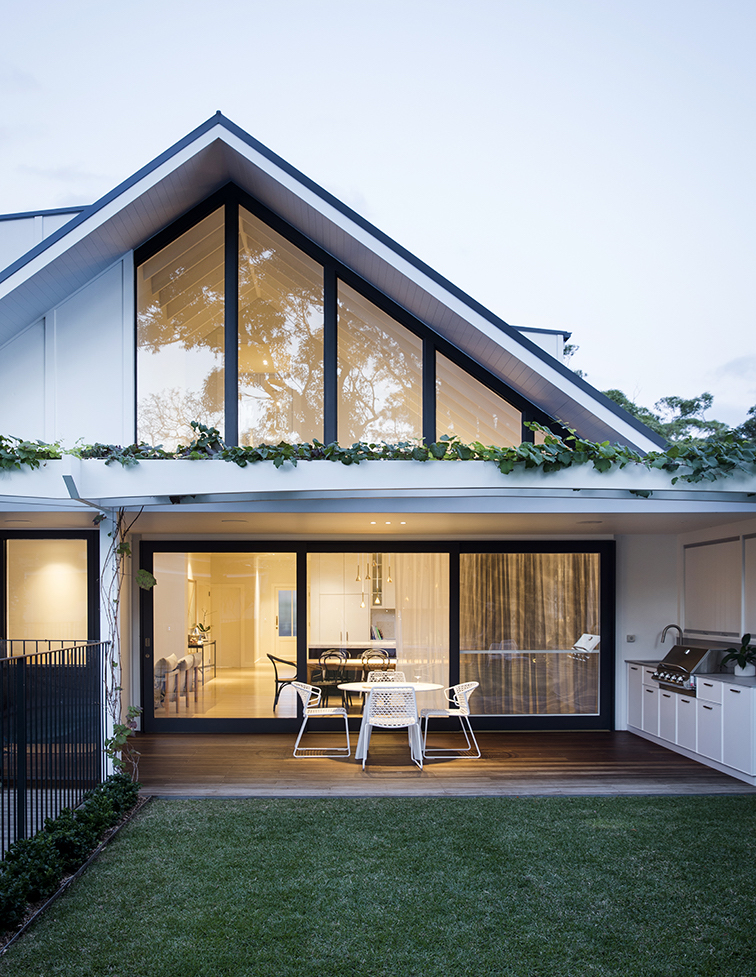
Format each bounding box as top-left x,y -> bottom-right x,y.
338,681 -> 444,762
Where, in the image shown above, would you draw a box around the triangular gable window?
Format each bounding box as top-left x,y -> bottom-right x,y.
135,189 -> 550,450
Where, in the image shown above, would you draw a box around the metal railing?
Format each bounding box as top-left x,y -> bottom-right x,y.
0,641 -> 106,858
0,639 -> 90,659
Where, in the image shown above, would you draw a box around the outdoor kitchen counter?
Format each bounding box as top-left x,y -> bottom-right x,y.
696,672 -> 756,690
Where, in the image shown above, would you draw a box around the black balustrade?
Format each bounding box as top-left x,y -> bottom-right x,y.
0,641 -> 106,857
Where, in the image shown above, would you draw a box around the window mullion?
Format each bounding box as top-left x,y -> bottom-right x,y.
224,200 -> 239,445
324,267 -> 337,444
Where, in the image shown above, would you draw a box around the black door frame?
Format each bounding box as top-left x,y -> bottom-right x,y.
139,539 -> 615,734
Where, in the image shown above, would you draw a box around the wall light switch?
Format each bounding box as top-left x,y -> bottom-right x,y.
626,634 -> 636,643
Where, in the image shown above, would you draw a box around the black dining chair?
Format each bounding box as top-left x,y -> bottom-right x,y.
360,648 -> 390,682
267,654 -> 298,710
312,650 -> 349,708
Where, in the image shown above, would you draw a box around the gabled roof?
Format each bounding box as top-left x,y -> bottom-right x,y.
0,113 -> 666,451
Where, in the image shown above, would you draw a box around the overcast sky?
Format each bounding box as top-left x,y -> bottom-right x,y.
2,0 -> 754,426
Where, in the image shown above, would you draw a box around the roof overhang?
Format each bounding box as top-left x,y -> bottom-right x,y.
0,114 -> 666,452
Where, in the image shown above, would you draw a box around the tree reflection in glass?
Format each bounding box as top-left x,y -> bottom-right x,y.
137,209 -> 225,450
238,209 -> 324,445
338,282 -> 422,445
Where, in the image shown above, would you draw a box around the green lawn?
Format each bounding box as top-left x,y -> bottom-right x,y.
2,796 -> 755,977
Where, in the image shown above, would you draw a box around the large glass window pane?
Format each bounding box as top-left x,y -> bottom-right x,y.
459,552 -> 600,715
338,284 -> 422,445
436,353 -> 521,446
152,551 -> 296,719
307,552 -> 448,715
6,539 -> 88,641
238,209 -> 324,444
137,209 -> 225,450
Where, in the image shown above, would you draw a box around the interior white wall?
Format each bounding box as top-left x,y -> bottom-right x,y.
614,534 -> 680,729
0,319 -> 45,437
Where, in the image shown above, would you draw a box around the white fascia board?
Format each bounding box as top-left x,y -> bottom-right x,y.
0,127 -> 224,303
1,458 -> 756,511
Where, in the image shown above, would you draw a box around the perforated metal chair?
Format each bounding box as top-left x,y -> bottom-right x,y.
421,681 -> 481,759
291,681 -> 351,758
367,670 -> 407,682
362,686 -> 422,769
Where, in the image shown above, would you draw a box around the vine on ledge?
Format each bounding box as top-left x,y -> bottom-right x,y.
2,421 -> 756,486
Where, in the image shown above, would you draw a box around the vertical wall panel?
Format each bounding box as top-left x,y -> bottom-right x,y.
0,320 -> 45,438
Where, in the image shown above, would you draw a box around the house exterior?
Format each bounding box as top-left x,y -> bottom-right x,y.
1,114 -> 755,779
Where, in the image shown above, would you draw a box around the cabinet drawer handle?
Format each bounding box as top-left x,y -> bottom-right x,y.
703,682 -> 714,688
681,698 -> 690,703
703,705 -> 713,710
645,688 -> 654,693
630,666 -> 639,671
662,693 -> 671,699
728,688 -> 742,694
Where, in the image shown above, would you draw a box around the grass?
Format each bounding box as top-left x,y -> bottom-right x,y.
1,796 -> 756,976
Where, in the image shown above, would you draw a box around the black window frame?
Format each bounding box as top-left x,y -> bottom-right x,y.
139,539 -> 614,734
0,531 -> 101,642
134,183 -> 563,448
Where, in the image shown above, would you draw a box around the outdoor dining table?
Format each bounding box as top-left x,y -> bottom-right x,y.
338,681 -> 444,761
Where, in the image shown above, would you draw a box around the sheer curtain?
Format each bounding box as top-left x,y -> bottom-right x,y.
393,553 -> 449,710
459,553 -> 601,715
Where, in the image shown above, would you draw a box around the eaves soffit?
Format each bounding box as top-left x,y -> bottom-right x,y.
1,459 -> 756,515
0,114 -> 663,453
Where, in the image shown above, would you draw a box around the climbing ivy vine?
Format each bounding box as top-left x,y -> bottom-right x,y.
2,422 -> 756,487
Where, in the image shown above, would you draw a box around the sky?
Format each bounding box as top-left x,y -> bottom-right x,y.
1,0 -> 755,426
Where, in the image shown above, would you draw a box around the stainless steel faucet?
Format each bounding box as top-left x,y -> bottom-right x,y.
661,624 -> 683,643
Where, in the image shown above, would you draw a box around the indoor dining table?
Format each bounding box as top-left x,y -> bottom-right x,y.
338,680 -> 444,762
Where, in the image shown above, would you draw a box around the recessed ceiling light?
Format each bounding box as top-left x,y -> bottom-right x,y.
400,521 -> 406,525
221,519 -> 248,524
370,521 -> 376,525
385,521 -> 391,525
577,520 -> 603,525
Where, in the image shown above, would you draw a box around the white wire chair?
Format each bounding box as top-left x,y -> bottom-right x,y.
421,681 -> 481,759
362,686 -> 422,770
366,670 -> 407,682
291,681 -> 351,758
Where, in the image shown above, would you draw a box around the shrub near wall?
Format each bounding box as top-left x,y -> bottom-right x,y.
0,774 -> 141,934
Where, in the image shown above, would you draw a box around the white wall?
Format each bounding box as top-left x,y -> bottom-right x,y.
0,256 -> 134,445
614,534 -> 679,729
0,211 -> 83,272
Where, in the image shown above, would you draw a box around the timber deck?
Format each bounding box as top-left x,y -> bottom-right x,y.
134,731 -> 756,796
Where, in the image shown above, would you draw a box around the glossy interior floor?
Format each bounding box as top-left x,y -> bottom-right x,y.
134,730 -> 756,796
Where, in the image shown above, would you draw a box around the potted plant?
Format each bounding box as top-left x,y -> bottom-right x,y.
722,634 -> 756,678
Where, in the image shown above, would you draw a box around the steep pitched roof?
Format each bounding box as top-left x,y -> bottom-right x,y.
0,113 -> 665,451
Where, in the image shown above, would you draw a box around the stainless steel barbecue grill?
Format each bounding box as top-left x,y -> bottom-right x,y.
651,644 -> 719,695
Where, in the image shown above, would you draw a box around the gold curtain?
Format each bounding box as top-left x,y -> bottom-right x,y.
459,553 -> 600,715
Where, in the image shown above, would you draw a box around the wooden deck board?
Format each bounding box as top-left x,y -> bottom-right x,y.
133,731 -> 756,796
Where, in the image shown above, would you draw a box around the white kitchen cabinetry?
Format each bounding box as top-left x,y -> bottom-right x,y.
309,554 -> 369,644
642,685 -> 659,737
659,690 -> 677,742
696,699 -> 722,761
626,662 -> 756,786
677,695 -> 696,751
722,683 -> 755,775
683,539 -> 741,636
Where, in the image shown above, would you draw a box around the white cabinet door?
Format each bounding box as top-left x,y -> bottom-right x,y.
722,684 -> 754,774
677,695 -> 696,751
659,691 -> 677,742
697,700 -> 722,761
627,664 -> 643,728
684,539 -> 741,636
642,686 -> 659,736
318,553 -> 346,595
344,594 -> 370,642
318,594 -> 345,644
